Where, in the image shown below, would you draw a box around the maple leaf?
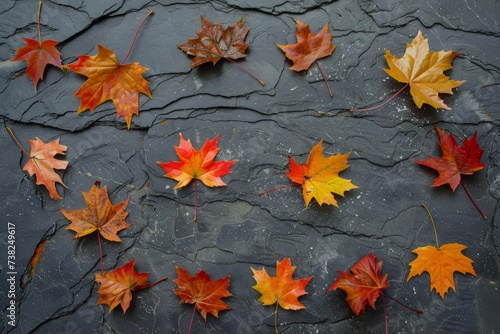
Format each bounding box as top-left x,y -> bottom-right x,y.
22,136 -> 68,200
251,258 -> 312,310
95,259 -> 149,313
60,181 -> 130,241
416,126 -> 484,191
178,16 -> 250,68
12,38 -> 62,91
328,252 -> 389,316
384,30 -> 465,110
173,266 -> 232,320
277,20 -> 336,71
64,44 -> 152,129
157,133 -> 236,221
286,140 -> 358,207
407,243 -> 477,298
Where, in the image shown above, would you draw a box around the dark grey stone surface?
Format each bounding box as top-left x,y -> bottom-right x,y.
1,0 -> 499,333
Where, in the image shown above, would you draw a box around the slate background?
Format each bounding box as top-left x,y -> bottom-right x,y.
1,0 -> 499,333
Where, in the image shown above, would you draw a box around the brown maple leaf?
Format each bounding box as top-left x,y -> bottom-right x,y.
173,266 -> 232,320
384,30 -> 465,109
21,136 -> 68,200
407,243 -> 477,298
329,252 -> 389,316
95,259 -> 149,313
60,181 -> 130,241
286,140 -> 358,207
64,44 -> 152,129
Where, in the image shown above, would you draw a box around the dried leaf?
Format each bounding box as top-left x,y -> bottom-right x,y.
329,252 -> 389,316
287,140 -> 358,207
95,259 -> 149,313
384,30 -> 465,109
277,20 -> 336,71
60,181 -> 130,241
64,44 -> 152,129
173,266 -> 231,320
407,243 -> 477,298
23,137 -> 68,200
178,16 -> 250,68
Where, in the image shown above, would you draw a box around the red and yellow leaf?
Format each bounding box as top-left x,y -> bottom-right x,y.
287,140 -> 358,207
173,266 -> 232,320
95,259 -> 149,313
60,181 -> 130,242
384,30 -> 465,109
64,45 -> 151,129
328,252 -> 389,316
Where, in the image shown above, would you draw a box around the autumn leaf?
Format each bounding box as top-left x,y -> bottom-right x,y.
329,252 -> 389,316
286,140 -> 358,207
95,259 -> 148,313
157,133 -> 236,221
16,134 -> 68,201
277,20 -> 335,96
11,2 -> 62,91
416,126 -> 486,219
29,240 -> 48,278
64,44 -> 151,129
252,258 -> 312,333
407,243 -> 477,299
384,30 -> 465,109
173,266 -> 232,321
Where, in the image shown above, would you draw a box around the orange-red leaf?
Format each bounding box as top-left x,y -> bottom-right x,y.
95,259 -> 149,313
277,21 -> 336,71
64,44 -> 152,129
251,258 -> 312,310
407,243 -> 477,298
416,126 -> 485,191
157,133 -> 236,189
23,137 -> 68,200
384,30 -> 465,109
60,181 -> 130,242
287,140 -> 358,207
328,252 -> 389,316
173,266 -> 232,320
178,16 -> 250,68
12,38 -> 62,91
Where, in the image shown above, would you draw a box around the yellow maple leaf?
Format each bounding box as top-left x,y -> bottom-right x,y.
407,243 -> 477,298
384,30 -> 465,110
286,141 -> 358,207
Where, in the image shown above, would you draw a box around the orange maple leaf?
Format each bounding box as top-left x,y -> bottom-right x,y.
384,30 -> 465,109
329,252 -> 389,316
21,136 -> 68,200
12,38 -> 62,91
64,44 -> 152,129
407,243 -> 477,299
60,181 -> 130,241
277,20 -> 336,71
178,16 -> 250,68
286,140 -> 358,207
95,259 -> 149,313
173,266 -> 232,320
157,133 -> 236,221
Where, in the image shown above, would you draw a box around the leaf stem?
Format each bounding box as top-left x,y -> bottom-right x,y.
121,10 -> 154,65
384,294 -> 424,314
421,203 -> 439,248
274,302 -> 279,334
351,83 -> 408,112
258,184 -> 300,196
314,60 -> 333,97
381,293 -> 388,334
97,231 -> 104,274
6,127 -> 30,157
143,276 -> 168,289
37,1 -> 42,44
460,180 -> 487,220
224,57 -> 265,85
193,179 -> 198,222
187,304 -> 196,334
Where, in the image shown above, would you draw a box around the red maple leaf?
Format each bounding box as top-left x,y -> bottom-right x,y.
328,252 -> 389,316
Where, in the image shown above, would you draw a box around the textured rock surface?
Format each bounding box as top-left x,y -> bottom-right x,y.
1,0 -> 499,333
